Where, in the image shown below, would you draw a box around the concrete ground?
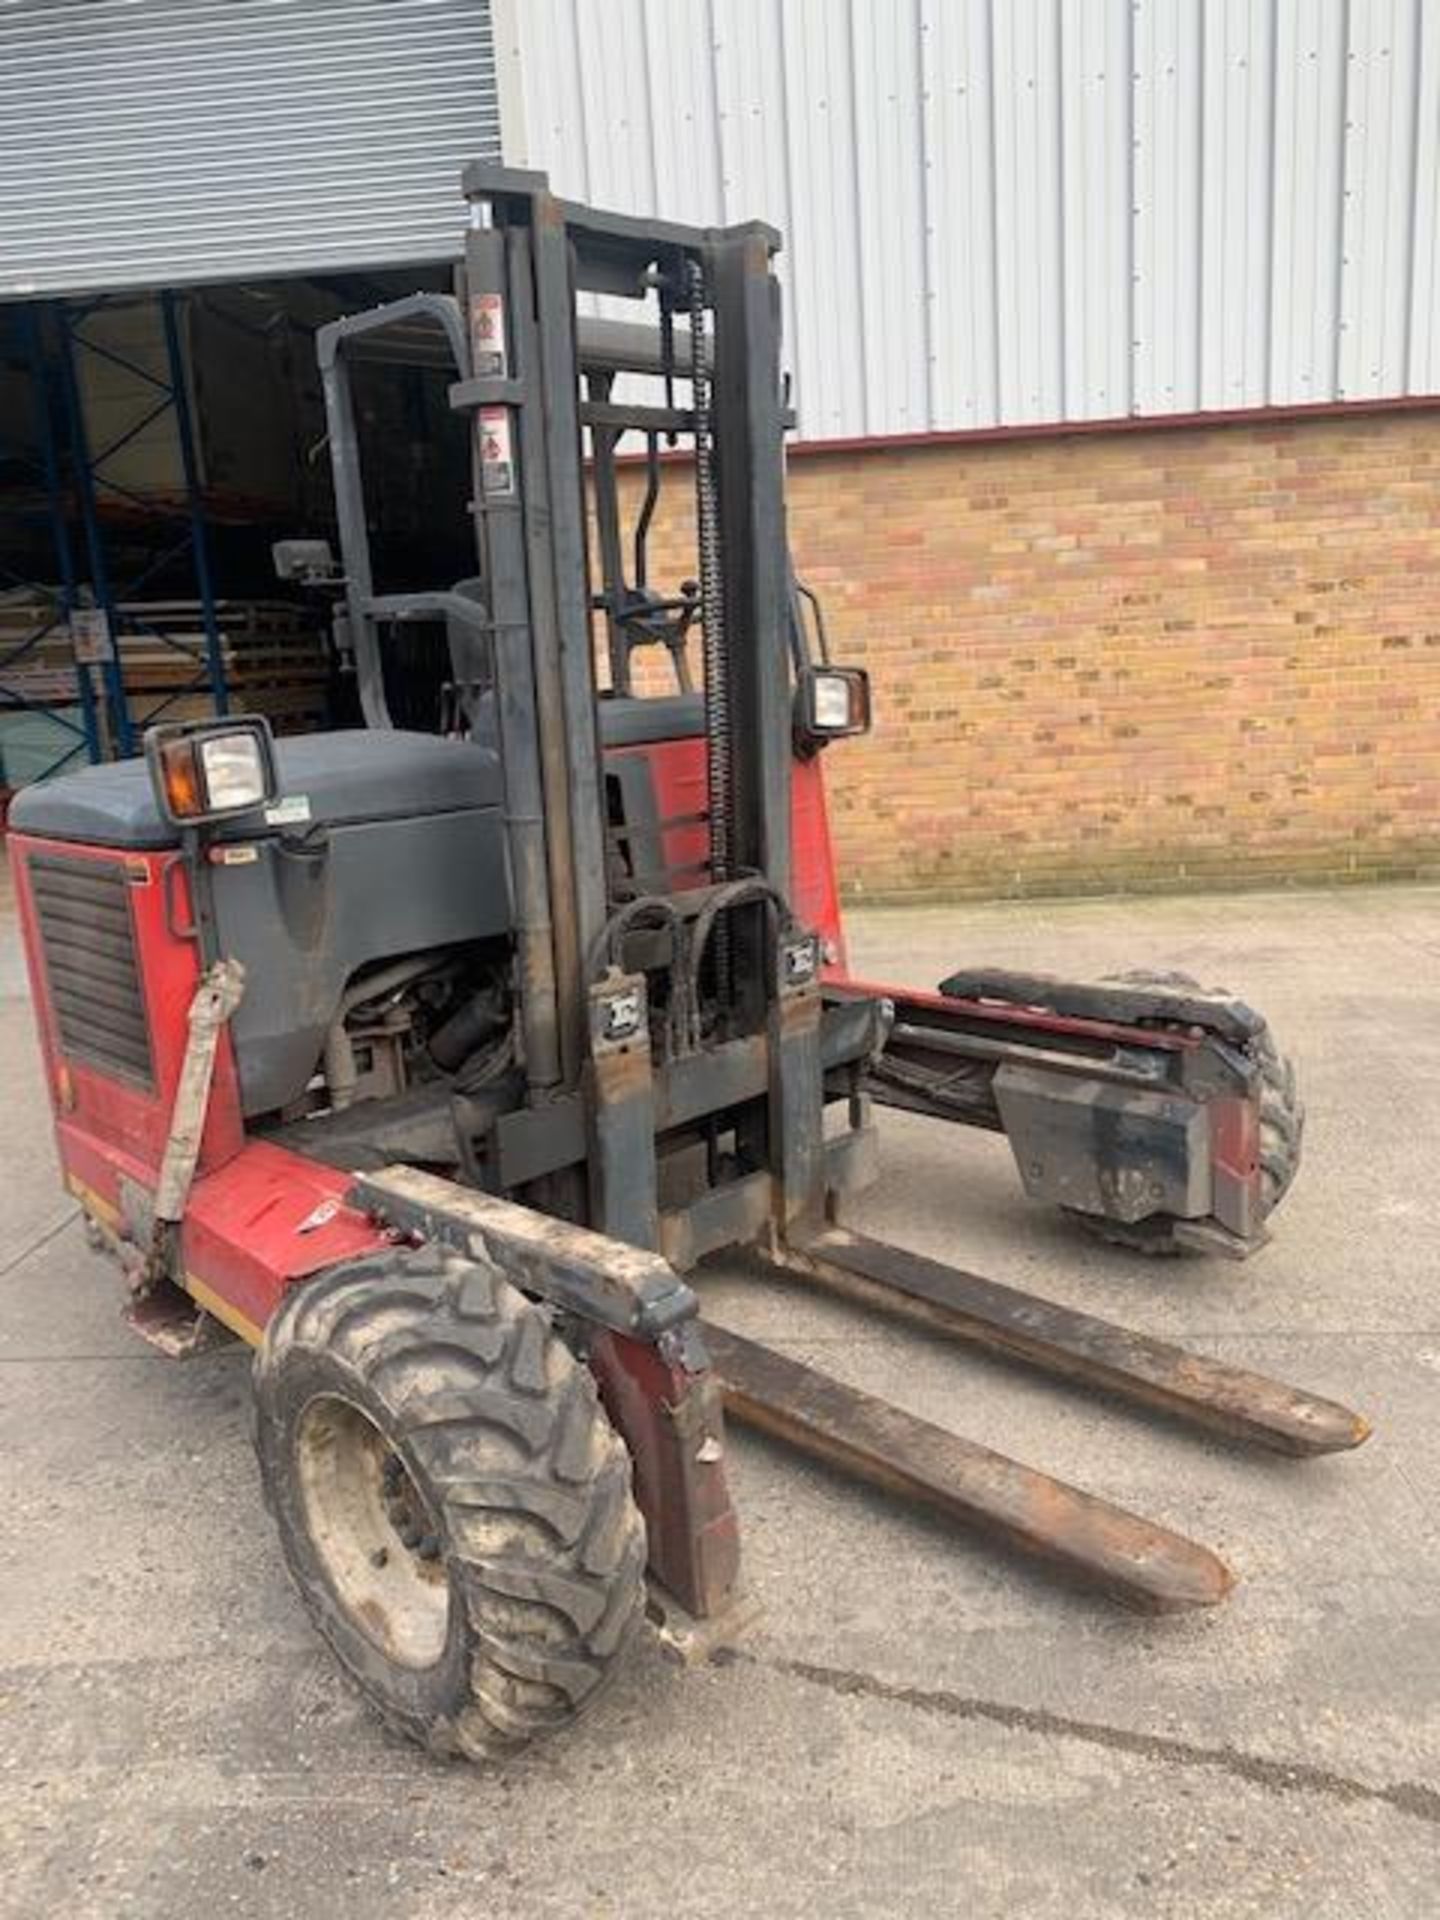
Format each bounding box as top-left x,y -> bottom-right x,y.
1,855 -> 1437,1919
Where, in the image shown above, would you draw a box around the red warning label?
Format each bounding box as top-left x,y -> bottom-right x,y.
471,292 -> 507,377
478,405 -> 516,497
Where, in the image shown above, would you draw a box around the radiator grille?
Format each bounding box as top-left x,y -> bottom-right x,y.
28,854 -> 154,1087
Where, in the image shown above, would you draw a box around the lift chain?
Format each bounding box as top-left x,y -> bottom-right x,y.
688,259 -> 733,920
688,258 -> 736,1011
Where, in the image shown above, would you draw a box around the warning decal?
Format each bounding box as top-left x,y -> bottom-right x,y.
471,292 -> 507,378
478,406 -> 516,497
70,608 -> 115,664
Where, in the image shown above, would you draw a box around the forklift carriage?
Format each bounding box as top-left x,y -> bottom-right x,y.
8,169 -> 1366,1762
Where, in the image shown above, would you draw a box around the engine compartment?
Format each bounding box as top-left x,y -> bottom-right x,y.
11,729 -> 513,1118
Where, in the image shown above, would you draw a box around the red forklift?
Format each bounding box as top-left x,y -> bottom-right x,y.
9,170 -> 1364,1763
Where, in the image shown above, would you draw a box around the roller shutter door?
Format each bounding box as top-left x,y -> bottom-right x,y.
0,0 -> 500,296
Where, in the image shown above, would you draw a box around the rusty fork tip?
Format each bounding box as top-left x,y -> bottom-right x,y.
1309,1405 -> 1374,1454
1210,1557 -> 1239,1605
1135,1548 -> 1236,1615
1275,1398 -> 1374,1456
1209,1555 -> 1239,1602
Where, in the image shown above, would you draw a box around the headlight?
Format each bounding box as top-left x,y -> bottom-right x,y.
147,718 -> 279,827
794,665 -> 872,748
812,673 -> 855,730
199,733 -> 268,811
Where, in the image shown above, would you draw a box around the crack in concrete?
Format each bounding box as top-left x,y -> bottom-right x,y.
754,1653 -> 1440,1829
0,1208 -> 78,1281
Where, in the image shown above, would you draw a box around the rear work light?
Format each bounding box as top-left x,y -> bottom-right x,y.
147,717 -> 279,828
794,665 -> 872,752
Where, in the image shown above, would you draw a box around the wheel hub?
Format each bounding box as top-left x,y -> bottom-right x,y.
295,1394 -> 450,1668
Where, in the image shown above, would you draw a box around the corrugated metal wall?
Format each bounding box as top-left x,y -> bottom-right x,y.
0,0 -> 500,296
498,0 -> 1440,441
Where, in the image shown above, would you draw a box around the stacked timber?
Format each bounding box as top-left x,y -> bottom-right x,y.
0,592 -> 80,705
113,599 -> 330,736
0,593 -> 332,755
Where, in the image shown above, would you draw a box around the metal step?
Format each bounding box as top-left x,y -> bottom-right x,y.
704,1323 -> 1234,1614
775,1228 -> 1370,1458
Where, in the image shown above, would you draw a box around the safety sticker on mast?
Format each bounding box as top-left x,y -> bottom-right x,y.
470,291 -> 508,378
478,406 -> 516,498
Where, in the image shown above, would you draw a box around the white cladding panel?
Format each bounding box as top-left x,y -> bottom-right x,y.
500,0 -> 1440,441
0,0 -> 500,296
1200,0 -> 1275,411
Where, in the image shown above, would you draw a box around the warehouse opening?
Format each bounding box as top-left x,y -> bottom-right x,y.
0,0 -> 500,812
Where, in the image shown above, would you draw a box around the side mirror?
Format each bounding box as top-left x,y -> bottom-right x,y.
146,717 -> 280,829
793,665 -> 872,753
272,538 -> 339,585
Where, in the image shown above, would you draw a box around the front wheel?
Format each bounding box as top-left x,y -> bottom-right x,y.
252,1244 -> 647,1762
1066,970 -> 1304,1256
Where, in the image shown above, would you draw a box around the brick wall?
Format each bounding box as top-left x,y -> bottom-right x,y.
611,407 -> 1440,900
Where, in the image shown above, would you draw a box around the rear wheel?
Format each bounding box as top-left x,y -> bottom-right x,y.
1066,969 -> 1304,1256
252,1243 -> 647,1761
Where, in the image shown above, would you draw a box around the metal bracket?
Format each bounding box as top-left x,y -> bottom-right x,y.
646,1581 -> 763,1664
349,1163 -> 697,1338
587,969 -> 660,1250
135,956 -> 245,1299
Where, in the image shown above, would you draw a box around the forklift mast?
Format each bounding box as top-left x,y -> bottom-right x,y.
316,166 -> 870,1262
455,172 -> 796,1078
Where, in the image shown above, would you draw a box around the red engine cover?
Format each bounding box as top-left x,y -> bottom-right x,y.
11,836 -> 245,1173
10,833 -> 388,1338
